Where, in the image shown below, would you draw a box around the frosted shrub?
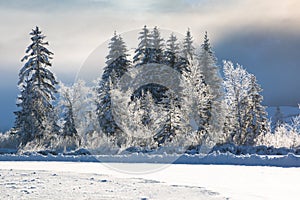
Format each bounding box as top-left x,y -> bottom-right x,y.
257,123 -> 300,149
84,131 -> 120,155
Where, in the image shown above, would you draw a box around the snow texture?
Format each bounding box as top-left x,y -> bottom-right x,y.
1,161 -> 299,200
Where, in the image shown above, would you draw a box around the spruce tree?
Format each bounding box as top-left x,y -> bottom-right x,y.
60,87 -> 78,138
14,26 -> 58,146
246,75 -> 269,145
181,60 -> 213,149
149,26 -> 164,63
182,28 -> 195,62
155,90 -> 182,145
175,29 -> 195,75
166,34 -> 179,56
97,32 -> 131,136
133,25 -> 152,65
198,32 -> 223,99
104,32 -> 130,80
197,32 -> 224,137
165,33 -> 186,73
132,26 -> 167,103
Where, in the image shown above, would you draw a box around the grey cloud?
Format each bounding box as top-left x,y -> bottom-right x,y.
214,28 -> 300,106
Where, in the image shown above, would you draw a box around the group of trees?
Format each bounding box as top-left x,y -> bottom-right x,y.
5,26 -> 299,154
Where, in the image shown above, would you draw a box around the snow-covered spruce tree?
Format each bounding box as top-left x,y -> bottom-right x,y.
149,26 -> 164,63
139,91 -> 155,125
132,26 -> 167,103
97,32 -> 131,136
246,74 -> 269,145
164,33 -> 179,69
61,90 -> 77,138
103,32 -> 131,79
223,61 -> 268,146
97,78 -> 117,136
110,87 -> 159,151
155,90 -> 190,146
181,28 -> 195,62
198,32 -> 223,97
156,89 -> 196,153
133,25 -> 152,65
133,25 -> 164,64
170,28 -> 195,77
164,33 -> 190,74
14,26 -> 58,147
133,93 -> 162,150
196,32 -> 224,136
181,61 -> 213,149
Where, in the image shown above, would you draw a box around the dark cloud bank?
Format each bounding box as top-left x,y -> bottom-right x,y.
214,29 -> 300,107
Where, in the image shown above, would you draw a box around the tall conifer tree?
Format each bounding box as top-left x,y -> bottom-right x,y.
15,26 -> 58,146
97,32 -> 131,136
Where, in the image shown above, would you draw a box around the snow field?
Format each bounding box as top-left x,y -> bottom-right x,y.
1,161 -> 299,200
0,162 -> 224,200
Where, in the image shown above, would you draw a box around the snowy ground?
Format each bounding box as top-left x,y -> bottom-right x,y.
1,161 -> 299,200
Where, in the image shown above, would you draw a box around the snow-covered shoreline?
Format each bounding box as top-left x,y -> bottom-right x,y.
0,152 -> 299,167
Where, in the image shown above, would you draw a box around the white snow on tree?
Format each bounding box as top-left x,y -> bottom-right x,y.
158,88 -> 201,153
155,91 -> 180,145
110,87 -> 160,151
97,32 -> 131,136
257,117 -> 300,149
247,74 -> 269,144
133,25 -> 152,65
180,60 -> 215,150
105,31 -> 131,76
57,81 -> 98,150
165,33 -> 189,74
181,28 -> 195,62
164,29 -> 194,79
133,25 -> 165,64
14,26 -> 58,147
132,26 -> 168,104
196,32 -> 225,138
149,26 -> 164,63
8,25 -> 299,154
197,32 -> 223,98
223,61 -> 268,146
166,34 -> 180,56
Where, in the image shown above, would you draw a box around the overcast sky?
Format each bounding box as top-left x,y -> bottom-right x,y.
0,0 -> 299,131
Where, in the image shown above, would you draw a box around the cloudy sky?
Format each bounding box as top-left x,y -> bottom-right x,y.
0,0 -> 299,131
